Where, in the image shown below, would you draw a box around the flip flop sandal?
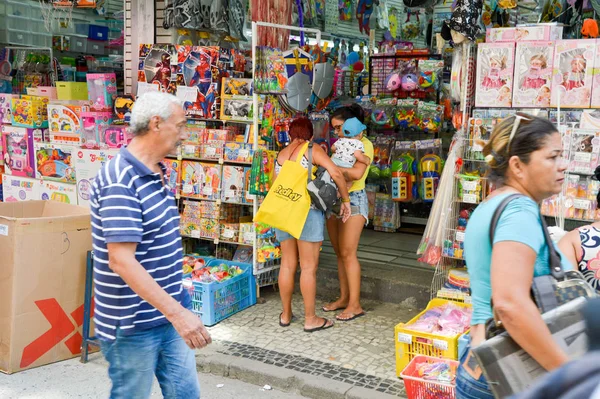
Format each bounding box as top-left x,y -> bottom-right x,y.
279,312 -> 295,327
322,305 -> 345,312
304,318 -> 334,333
336,312 -> 366,322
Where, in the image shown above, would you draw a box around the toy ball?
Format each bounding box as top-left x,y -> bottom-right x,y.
347,51 -> 360,65
419,71 -> 437,88
353,61 -> 364,72
368,165 -> 382,179
385,72 -> 402,91
401,74 -> 418,91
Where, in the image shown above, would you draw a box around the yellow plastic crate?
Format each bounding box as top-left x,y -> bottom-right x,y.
395,298 -> 471,376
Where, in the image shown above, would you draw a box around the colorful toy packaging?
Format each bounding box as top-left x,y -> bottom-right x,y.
163,158 -> 181,197
417,139 -> 443,203
47,101 -> 89,143
177,46 -> 221,119
239,222 -> 254,245
254,47 -> 289,94
11,95 -> 49,128
2,126 -> 36,178
220,222 -> 240,242
513,42 -> 555,108
81,112 -> 114,148
180,200 -> 202,237
391,141 -> 417,203
0,94 -> 12,124
221,165 -> 245,203
476,43 -> 515,108
180,161 -> 222,200
201,218 -> 219,239
74,148 -> 118,207
35,143 -> 76,184
551,40 -> 596,108
113,95 -> 135,124
486,25 -> 563,43
1,175 -> 40,202
221,78 -> 254,122
102,125 -> 132,149
87,73 -> 117,112
138,44 -> 178,93
591,41 -> 600,108
39,180 -> 78,204
224,143 -> 253,163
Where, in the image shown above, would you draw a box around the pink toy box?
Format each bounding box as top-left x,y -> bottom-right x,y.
475,43 -> 516,108
80,112 -> 114,148
513,41 -> 555,108
0,94 -> 13,124
1,175 -> 40,202
86,73 -> 117,112
591,41 -> 600,108
551,40 -> 596,108
486,25 -> 563,43
1,125 -> 36,178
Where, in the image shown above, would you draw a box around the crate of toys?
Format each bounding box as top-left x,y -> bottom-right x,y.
182,256 -> 256,326
400,355 -> 459,399
395,299 -> 472,375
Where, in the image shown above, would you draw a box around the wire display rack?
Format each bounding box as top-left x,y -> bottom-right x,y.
7,47 -> 55,94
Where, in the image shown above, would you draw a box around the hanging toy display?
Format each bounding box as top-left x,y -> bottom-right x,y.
394,99 -> 419,129
384,70 -> 403,91
401,74 -> 419,91
339,0 -> 353,21
417,60 -> 444,90
416,139 -> 443,203
391,142 -> 418,202
356,0 -> 376,35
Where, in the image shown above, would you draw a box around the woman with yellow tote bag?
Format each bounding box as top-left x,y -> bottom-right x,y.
255,118 -> 351,333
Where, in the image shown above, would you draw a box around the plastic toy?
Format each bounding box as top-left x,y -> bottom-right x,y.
401,74 -> 419,91
385,71 -> 402,91
371,108 -> 391,126
2,126 -> 36,178
103,125 -> 132,148
391,153 -> 417,202
420,154 -> 442,203
87,73 -> 117,112
81,112 -> 114,149
35,144 -> 76,184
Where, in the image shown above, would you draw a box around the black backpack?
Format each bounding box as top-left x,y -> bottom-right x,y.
306,142 -> 338,212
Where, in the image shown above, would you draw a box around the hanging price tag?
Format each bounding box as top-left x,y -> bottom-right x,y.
191,230 -> 200,238
461,180 -> 478,191
182,184 -> 193,194
397,333 -> 413,344
455,231 -> 465,242
224,190 -> 236,199
243,232 -> 254,243
222,229 -> 235,239
202,186 -> 213,195
205,147 -> 217,156
462,194 -> 478,204
239,149 -> 250,159
574,199 -> 591,210
184,145 -> 196,155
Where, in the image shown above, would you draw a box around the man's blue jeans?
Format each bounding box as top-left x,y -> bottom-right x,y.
100,323 -> 200,399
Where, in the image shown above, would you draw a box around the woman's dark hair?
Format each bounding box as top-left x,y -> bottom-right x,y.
483,113 -> 558,183
289,117 -> 313,141
331,103 -> 365,124
595,166 -> 600,204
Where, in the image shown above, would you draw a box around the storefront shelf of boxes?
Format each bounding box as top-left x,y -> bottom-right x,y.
0,1 -> 52,47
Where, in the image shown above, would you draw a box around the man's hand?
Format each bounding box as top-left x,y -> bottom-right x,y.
169,309 -> 212,349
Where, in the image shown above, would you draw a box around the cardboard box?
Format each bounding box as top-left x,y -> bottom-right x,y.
39,180 -> 78,205
74,148 -> 118,207
2,175 -> 41,203
0,201 -> 92,374
551,39 -> 596,108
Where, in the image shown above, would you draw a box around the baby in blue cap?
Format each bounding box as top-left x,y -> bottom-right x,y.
331,117 -> 370,168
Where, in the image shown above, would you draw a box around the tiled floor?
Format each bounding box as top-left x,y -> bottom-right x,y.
208,290 -> 421,394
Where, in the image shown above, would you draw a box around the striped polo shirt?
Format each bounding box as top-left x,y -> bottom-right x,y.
90,147 -> 189,341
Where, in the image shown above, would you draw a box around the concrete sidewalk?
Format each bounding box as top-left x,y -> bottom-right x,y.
203,290 -> 421,398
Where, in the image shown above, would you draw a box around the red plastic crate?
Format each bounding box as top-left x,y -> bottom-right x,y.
400,355 -> 459,399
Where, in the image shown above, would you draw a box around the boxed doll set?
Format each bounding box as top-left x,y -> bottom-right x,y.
551,39 -> 596,108
513,42 -> 555,108
1,125 -> 36,178
486,25 -> 563,43
475,43 -> 516,108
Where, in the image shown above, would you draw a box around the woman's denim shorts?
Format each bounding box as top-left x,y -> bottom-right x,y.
275,208 -> 325,243
349,189 -> 369,225
456,337 -> 495,399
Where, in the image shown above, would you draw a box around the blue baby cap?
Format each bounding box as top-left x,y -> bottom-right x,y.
342,117 -> 366,138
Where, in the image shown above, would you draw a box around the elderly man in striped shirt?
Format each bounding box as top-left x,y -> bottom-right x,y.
90,92 -> 210,399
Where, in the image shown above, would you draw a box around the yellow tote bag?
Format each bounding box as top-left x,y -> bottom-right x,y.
254,143 -> 310,239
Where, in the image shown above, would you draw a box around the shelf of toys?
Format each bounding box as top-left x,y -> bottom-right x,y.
358,50 -> 448,230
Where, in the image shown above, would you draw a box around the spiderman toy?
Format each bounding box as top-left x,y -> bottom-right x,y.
189,54 -> 212,95
152,53 -> 172,90
356,0 -> 377,35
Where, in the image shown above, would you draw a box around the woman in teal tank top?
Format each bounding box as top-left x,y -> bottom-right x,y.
457,114 -> 572,398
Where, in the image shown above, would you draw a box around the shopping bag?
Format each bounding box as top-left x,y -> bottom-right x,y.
254,143 -> 311,239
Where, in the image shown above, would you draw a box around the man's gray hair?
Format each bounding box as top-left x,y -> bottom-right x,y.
130,92 -> 184,136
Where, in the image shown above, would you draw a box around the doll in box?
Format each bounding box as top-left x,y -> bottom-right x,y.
522,54 -> 549,90
552,41 -> 595,108
481,55 -> 508,90
562,54 -> 587,91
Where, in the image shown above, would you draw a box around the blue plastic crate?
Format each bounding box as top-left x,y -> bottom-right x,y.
183,259 -> 256,326
88,25 -> 109,41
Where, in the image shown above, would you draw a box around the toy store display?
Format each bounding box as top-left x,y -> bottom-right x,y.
373,193 -> 400,233
551,40 -> 595,108
183,255 -> 245,284
2,126 -> 36,178
221,165 -> 247,204
74,149 -> 118,208
254,47 -> 289,94
486,25 -> 564,43
403,301 -> 472,337
2,175 -> 40,203
39,180 -> 78,204
401,356 -> 459,399
475,43 -> 516,108
47,101 -> 90,144
35,143 -> 76,184
255,222 -> 281,266
513,42 -> 555,108
220,78 -> 254,122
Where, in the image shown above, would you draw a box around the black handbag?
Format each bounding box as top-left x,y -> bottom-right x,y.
485,194 -> 596,339
306,143 -> 339,212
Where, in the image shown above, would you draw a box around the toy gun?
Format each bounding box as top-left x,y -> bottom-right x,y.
420,153 -> 442,203
391,153 -> 417,202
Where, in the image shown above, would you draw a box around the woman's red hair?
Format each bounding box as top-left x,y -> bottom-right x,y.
289,117 -> 313,141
